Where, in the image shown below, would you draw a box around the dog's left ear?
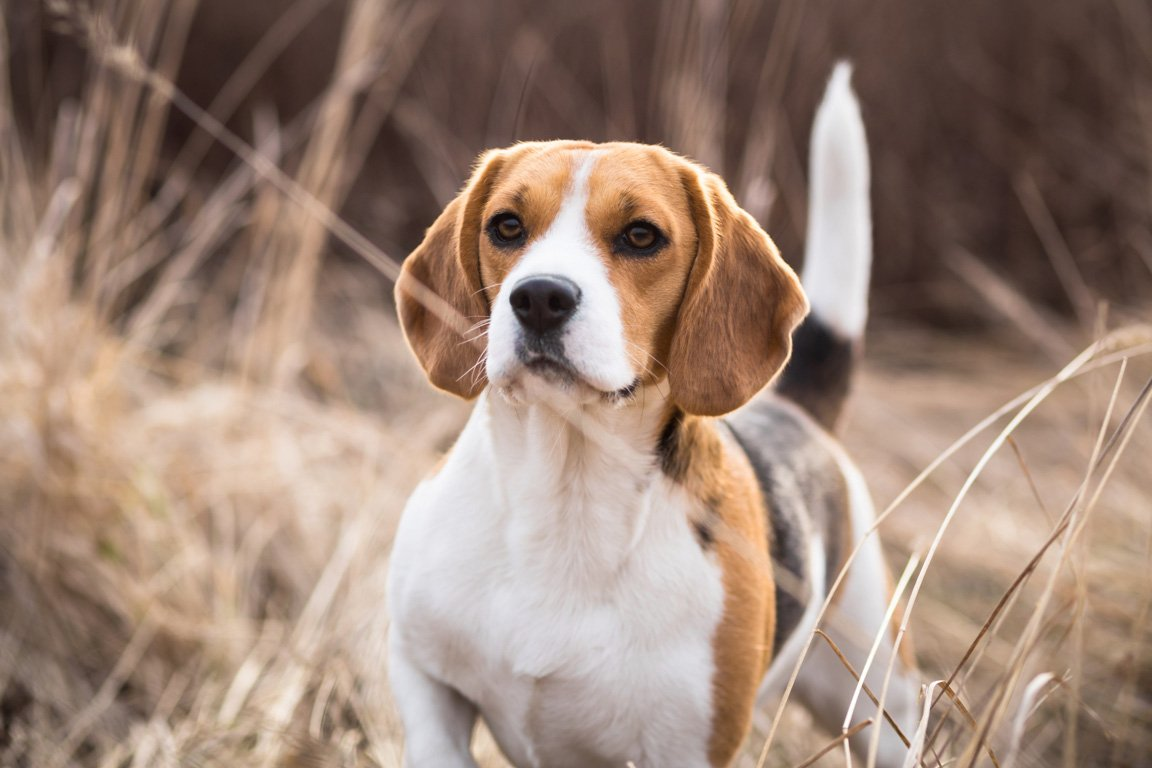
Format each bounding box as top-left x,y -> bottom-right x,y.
395,150 -> 507,398
668,167 -> 809,417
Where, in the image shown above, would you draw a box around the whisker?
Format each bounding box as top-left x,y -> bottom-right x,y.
471,282 -> 503,299
459,328 -> 489,346
457,317 -> 492,346
458,348 -> 489,385
624,340 -> 668,376
470,357 -> 488,389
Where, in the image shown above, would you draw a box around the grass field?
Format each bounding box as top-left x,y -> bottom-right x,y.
2,1 -> 1151,766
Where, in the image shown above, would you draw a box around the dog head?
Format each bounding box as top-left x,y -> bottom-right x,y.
395,141 -> 807,417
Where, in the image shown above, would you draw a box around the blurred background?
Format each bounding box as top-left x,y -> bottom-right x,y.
1,0 -> 1150,766
10,0 -> 1152,329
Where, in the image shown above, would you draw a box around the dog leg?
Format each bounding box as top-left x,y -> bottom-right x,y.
389,635 -> 479,768
794,457 -> 921,768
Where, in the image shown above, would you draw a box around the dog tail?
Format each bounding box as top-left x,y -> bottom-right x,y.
776,63 -> 871,434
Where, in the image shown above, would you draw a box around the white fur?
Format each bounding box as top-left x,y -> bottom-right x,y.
788,445 -> 920,767
486,152 -> 637,400
389,392 -> 724,767
802,62 -> 872,339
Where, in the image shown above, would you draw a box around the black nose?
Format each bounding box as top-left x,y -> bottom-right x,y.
509,275 -> 581,334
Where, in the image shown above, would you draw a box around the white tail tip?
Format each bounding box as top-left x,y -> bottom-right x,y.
801,62 -> 872,339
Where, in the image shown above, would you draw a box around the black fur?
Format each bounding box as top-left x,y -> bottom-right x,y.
656,409 -> 686,480
774,314 -> 857,433
725,401 -> 850,654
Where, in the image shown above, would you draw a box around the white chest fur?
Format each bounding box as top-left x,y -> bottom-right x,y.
388,393 -> 727,767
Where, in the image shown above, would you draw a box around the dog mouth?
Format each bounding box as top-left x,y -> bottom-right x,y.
605,378 -> 640,403
522,355 -> 580,384
514,344 -> 639,402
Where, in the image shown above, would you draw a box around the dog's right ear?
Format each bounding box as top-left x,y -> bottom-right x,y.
395,150 -> 507,399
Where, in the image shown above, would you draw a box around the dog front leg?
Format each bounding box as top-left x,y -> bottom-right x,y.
389,635 -> 479,768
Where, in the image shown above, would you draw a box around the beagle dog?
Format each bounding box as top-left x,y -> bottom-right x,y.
388,66 -> 921,768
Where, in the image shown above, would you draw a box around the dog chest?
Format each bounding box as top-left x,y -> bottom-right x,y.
389,454 -> 729,766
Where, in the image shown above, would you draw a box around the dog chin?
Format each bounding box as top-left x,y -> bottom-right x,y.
491,360 -> 631,407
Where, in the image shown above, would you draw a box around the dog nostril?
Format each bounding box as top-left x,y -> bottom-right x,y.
548,293 -> 574,312
509,275 -> 581,334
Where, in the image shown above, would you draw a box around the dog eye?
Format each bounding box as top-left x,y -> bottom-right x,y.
488,213 -> 525,246
617,221 -> 664,255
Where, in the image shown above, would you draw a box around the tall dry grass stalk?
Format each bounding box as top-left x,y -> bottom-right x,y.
235,0 -> 437,386
0,2 -> 444,765
2,1 -> 1151,767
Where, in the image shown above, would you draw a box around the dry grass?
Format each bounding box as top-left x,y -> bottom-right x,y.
2,1 -> 1151,767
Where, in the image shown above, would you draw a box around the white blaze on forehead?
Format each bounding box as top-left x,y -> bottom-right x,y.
484,150 -> 637,395
551,151 -> 599,245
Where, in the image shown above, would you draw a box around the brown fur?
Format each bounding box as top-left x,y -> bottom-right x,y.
395,149 -> 508,398
661,414 -> 776,767
397,140 -> 807,413
476,144 -> 581,305
669,168 -> 809,417
582,147 -> 703,384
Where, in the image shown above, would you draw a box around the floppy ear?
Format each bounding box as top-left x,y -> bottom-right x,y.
395,151 -> 506,398
668,167 -> 809,416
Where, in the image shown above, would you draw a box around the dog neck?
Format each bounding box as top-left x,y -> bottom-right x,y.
480,383 -> 678,588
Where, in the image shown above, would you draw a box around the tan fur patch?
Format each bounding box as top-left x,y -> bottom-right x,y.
661,414 -> 776,767
395,190 -> 490,398
582,147 -> 701,384
476,144 -> 585,302
395,149 -> 509,398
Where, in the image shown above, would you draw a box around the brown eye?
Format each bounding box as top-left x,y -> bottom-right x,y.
619,221 -> 663,254
489,213 -> 525,246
